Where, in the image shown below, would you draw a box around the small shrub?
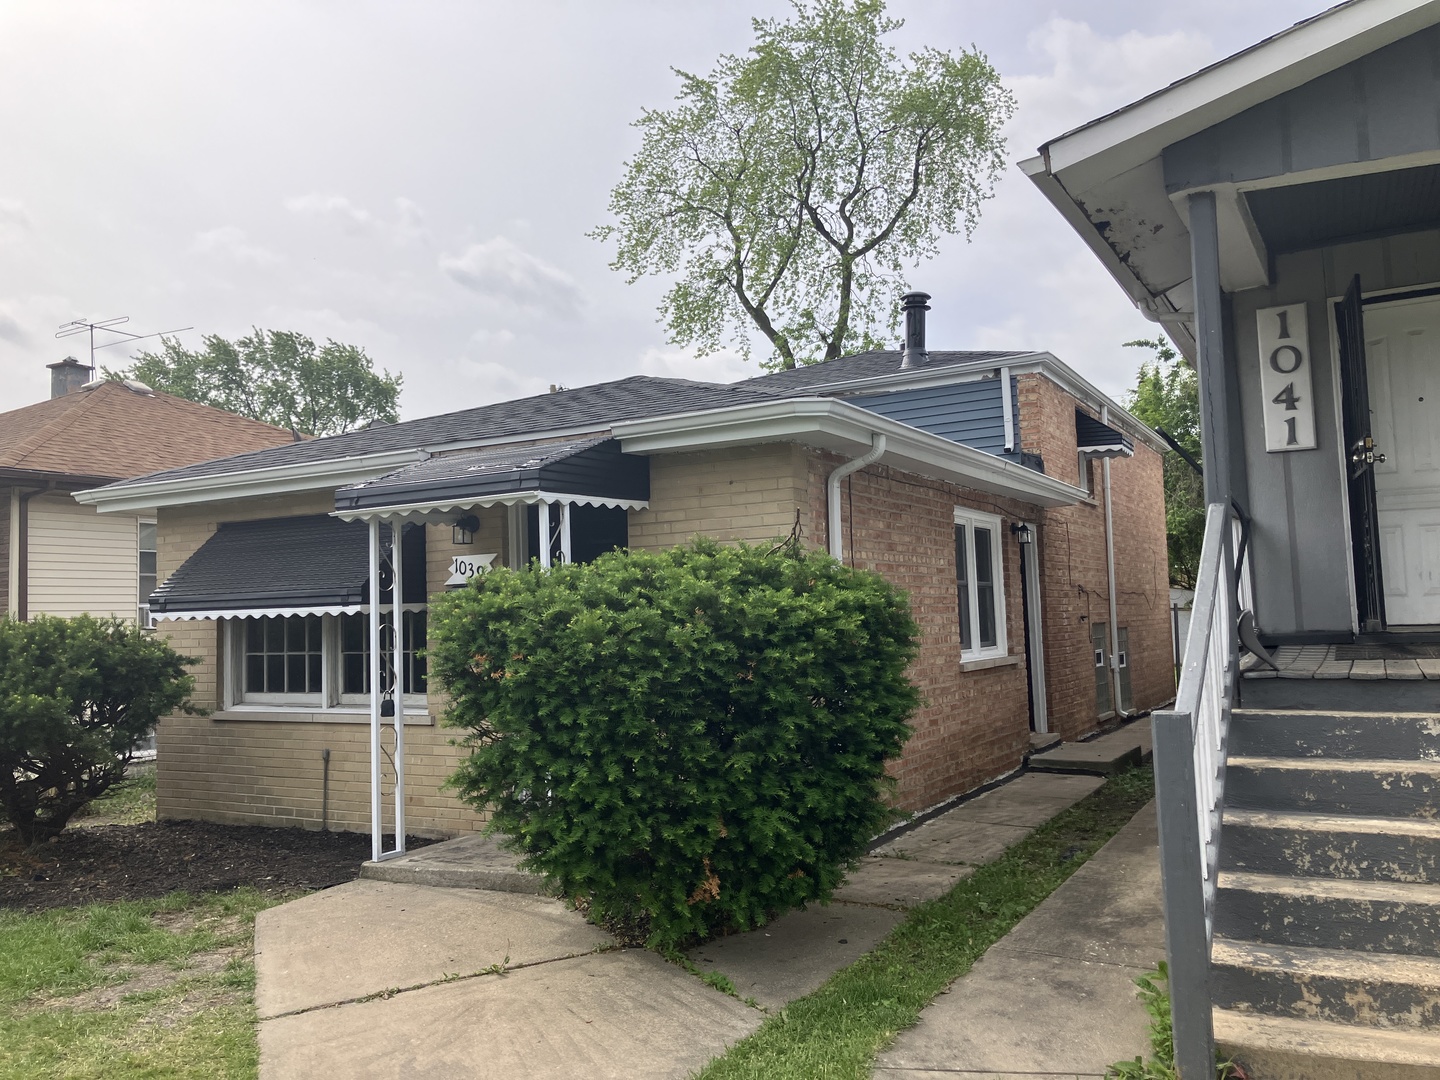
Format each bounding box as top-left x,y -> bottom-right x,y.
0,614 -> 199,845
429,538 -> 919,949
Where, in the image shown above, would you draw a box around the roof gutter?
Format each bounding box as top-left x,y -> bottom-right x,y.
827,434 -> 886,562
73,448 -> 429,514
613,397 -> 1086,508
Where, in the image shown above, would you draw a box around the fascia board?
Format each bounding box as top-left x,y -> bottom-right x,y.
776,352 -> 1047,396
614,399 -> 1085,508
73,449 -> 428,514
1043,0 -> 1440,180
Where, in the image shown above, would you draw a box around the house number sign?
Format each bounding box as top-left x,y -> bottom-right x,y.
446,553 -> 495,586
1256,302 -> 1317,452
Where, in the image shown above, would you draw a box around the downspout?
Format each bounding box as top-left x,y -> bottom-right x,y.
1101,406 -> 1124,715
827,434 -> 886,563
15,486 -> 51,620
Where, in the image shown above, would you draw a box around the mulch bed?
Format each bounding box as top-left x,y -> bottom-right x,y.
0,821 -> 436,913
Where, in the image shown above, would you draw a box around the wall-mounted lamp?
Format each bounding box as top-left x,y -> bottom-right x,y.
1011,522 -> 1035,545
452,514 -> 480,546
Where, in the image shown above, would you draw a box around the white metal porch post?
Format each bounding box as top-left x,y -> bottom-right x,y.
367,516 -> 382,863
559,501 -> 572,563
538,501 -> 552,568
390,517 -> 406,854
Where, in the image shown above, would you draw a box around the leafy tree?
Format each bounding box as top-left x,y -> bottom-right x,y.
594,0 -> 1014,370
429,539 -> 919,949
108,329 -> 402,437
0,615 -> 199,846
1124,338 -> 1204,588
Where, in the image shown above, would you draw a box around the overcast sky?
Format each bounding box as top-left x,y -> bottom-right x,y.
0,0 -> 1324,420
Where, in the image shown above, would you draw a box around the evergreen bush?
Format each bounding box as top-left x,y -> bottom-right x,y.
0,615 -> 198,845
430,539 -> 919,948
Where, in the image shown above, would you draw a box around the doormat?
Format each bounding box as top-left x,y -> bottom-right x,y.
1334,643 -> 1440,660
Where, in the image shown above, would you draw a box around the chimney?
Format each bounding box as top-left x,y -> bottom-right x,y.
899,291 -> 931,369
47,356 -> 91,398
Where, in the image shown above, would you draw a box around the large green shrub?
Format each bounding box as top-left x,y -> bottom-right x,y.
0,615 -> 199,845
429,539 -> 919,948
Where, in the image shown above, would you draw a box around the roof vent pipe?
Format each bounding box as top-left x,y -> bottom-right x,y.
899,291 -> 931,369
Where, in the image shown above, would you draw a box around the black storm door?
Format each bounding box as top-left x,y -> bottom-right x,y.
1337,275 -> 1386,633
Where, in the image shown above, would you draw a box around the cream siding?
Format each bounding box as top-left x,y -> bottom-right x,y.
27,496 -> 140,619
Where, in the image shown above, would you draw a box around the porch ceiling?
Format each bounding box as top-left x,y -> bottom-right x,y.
1245,161 -> 1440,254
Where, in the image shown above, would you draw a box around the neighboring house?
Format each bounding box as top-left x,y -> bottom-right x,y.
1,357 -> 299,623
1026,0 -> 1440,1075
75,299 -> 1170,849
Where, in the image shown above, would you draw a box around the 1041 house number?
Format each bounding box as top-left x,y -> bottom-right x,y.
1256,302 -> 1317,452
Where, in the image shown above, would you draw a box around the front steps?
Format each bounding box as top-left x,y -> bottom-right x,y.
1214,709 -> 1440,1078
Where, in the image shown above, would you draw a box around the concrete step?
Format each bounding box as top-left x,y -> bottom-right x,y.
1226,755 -> 1440,818
1028,721 -> 1151,775
1215,1008 -> 1440,1080
1230,709 -> 1440,762
1211,937 -> 1440,1030
359,833 -> 550,894
1221,809 -> 1440,883
1215,871 -> 1440,956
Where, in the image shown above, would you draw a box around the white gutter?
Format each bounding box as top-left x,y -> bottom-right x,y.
1102,405 -> 1124,716
73,449 -> 428,513
613,397 -> 1087,509
827,434 -> 886,562
1000,366 -> 1015,454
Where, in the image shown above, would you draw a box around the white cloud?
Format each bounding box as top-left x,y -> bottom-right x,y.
457,358 -> 552,404
439,237 -> 585,316
191,226 -> 284,266
0,198 -> 32,242
283,192 -> 378,233
636,345 -> 752,384
0,303 -> 27,345
469,327 -> 517,349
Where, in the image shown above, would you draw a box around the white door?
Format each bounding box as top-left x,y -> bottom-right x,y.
1367,294 -> 1440,626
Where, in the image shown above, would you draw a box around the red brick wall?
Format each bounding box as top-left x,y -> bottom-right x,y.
807,451 -> 1035,813
1016,373 -> 1173,741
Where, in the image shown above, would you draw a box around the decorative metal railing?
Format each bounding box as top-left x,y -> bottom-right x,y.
1152,502 -> 1238,1078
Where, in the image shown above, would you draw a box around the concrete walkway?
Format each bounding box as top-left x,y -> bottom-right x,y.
873,802 -> 1164,1079
254,770 -> 1130,1079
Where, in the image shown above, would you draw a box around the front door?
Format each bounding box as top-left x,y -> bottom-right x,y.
1367,292 -> 1440,626
1338,277 -> 1386,631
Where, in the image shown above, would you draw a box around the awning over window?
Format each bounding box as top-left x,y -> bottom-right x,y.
333,437 -> 650,520
1075,411 -> 1134,458
150,514 -> 426,620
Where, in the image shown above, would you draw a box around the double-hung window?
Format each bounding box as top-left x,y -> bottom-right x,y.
954,508 -> 1006,662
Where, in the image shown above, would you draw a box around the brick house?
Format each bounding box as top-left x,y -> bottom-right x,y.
77,299 -> 1171,843
1,358 -> 299,623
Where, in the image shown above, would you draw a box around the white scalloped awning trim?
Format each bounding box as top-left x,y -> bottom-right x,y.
155,603 -> 428,622
333,489 -> 649,522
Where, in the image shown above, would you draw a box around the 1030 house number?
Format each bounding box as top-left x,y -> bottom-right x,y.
1256,302 -> 1317,452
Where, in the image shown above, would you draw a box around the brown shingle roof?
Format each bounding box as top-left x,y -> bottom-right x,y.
0,381 -> 298,482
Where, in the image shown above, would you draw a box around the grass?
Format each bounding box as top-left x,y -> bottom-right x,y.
0,888 -> 289,1079
691,765 -> 1156,1080
72,768 -> 157,828
1107,962 -> 1240,1080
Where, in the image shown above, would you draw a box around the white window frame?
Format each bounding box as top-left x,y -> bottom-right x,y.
138,519 -> 158,629
223,611 -> 428,712
954,507 -> 1008,662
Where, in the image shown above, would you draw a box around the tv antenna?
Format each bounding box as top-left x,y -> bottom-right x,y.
55,316 -> 194,377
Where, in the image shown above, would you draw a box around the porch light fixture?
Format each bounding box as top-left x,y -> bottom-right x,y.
452,514 -> 479,546
1012,522 -> 1035,545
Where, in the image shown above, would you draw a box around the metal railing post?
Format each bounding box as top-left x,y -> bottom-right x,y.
1153,707 -> 1216,1077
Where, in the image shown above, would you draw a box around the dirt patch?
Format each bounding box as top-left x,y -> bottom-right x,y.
0,820 -> 435,912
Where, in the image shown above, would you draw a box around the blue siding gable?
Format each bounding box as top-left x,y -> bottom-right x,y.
847,377 -> 1018,457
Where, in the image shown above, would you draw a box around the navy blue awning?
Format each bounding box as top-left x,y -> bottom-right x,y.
333,437 -> 649,518
1075,411 -> 1134,458
150,514 -> 425,619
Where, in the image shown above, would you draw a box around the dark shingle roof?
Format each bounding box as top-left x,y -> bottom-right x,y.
98,376 -> 788,491
741,350 -> 1030,391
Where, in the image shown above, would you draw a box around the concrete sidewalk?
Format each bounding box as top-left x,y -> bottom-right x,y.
253,770 -> 1122,1079
873,801 -> 1164,1079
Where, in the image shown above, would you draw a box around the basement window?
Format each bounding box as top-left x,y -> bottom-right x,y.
954,508 -> 1006,662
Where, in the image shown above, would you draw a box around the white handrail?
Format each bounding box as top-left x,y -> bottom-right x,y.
1153,501 -> 1237,1078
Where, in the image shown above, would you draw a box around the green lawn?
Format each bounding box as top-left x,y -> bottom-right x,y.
0,889 -> 287,1080
692,766 -> 1156,1080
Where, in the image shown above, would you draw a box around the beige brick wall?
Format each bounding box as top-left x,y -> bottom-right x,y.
628,443 -> 813,549
153,490 -> 487,837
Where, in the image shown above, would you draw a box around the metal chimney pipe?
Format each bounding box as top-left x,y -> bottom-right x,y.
46,357 -> 90,398
899,292 -> 931,369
